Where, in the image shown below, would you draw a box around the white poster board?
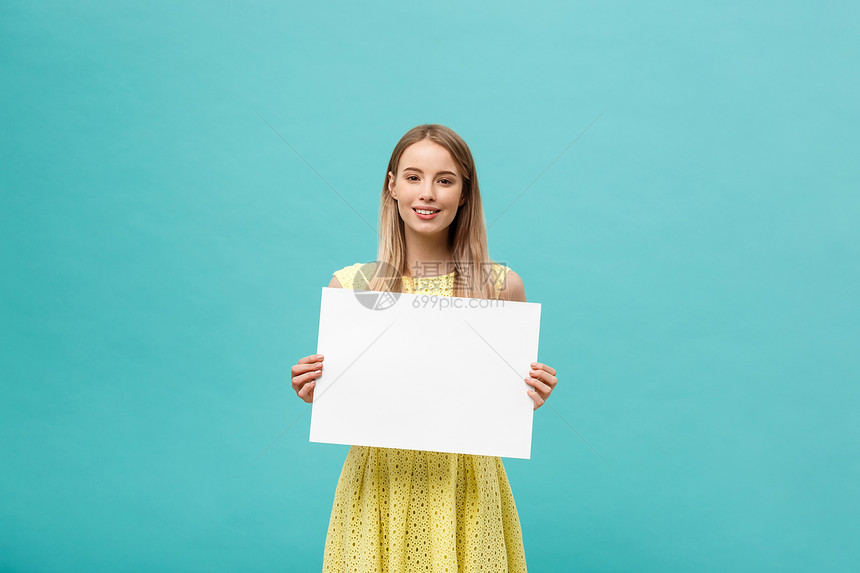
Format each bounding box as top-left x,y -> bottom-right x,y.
309,287 -> 541,459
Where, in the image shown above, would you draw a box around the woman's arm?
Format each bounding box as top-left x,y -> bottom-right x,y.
291,274 -> 341,402
498,268 -> 558,409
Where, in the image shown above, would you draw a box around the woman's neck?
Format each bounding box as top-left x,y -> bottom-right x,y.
403,228 -> 455,278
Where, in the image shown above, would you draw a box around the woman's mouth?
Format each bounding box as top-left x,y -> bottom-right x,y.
413,208 -> 440,220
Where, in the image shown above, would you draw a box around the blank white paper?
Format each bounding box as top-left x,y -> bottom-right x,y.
309,287 -> 541,459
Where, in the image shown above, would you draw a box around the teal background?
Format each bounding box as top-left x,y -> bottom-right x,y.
1,0 -> 857,571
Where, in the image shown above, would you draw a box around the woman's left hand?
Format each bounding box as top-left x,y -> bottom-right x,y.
525,362 -> 558,410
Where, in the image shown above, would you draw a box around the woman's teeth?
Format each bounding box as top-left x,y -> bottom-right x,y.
415,209 -> 438,214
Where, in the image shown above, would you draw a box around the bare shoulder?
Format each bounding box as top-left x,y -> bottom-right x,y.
328,275 -> 343,288
498,267 -> 526,302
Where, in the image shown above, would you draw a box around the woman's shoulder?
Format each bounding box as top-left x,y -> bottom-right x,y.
330,262 -> 376,289
493,262 -> 525,302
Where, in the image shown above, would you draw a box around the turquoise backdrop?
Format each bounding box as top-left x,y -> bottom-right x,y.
1,1 -> 857,571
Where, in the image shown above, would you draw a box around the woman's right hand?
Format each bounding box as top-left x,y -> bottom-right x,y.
291,354 -> 324,403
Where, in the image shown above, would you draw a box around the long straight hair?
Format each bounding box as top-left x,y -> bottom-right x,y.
367,124 -> 501,299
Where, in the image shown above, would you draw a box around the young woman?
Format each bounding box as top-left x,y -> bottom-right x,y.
291,124 -> 559,572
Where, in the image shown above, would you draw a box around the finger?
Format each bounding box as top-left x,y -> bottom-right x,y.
293,354 -> 324,372
524,376 -> 551,395
530,362 -> 556,377
528,390 -> 545,410
297,382 -> 316,402
528,368 -> 551,384
292,370 -> 322,391
291,361 -> 323,377
298,380 -> 316,401
292,369 -> 322,385
529,366 -> 558,389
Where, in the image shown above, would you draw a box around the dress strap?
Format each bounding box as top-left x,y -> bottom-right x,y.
492,263 -> 511,298
353,262 -> 377,290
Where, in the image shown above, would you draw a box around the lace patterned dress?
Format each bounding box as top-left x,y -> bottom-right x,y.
321,262 -> 528,573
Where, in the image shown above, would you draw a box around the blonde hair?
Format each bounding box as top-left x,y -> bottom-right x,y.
367,124 -> 501,299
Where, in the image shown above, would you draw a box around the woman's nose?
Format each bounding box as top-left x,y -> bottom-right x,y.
418,183 -> 436,200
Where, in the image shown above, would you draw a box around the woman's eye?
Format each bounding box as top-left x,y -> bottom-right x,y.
406,175 -> 419,181
439,179 -> 452,185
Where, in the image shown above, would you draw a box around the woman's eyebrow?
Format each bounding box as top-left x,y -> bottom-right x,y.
403,167 -> 458,177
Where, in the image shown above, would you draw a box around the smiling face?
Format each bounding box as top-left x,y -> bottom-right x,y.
387,139 -> 466,239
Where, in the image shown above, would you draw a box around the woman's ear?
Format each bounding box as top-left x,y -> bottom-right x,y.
388,171 -> 396,199
458,192 -> 466,207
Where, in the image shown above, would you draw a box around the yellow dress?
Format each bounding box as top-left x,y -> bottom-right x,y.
322,262 -> 528,573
